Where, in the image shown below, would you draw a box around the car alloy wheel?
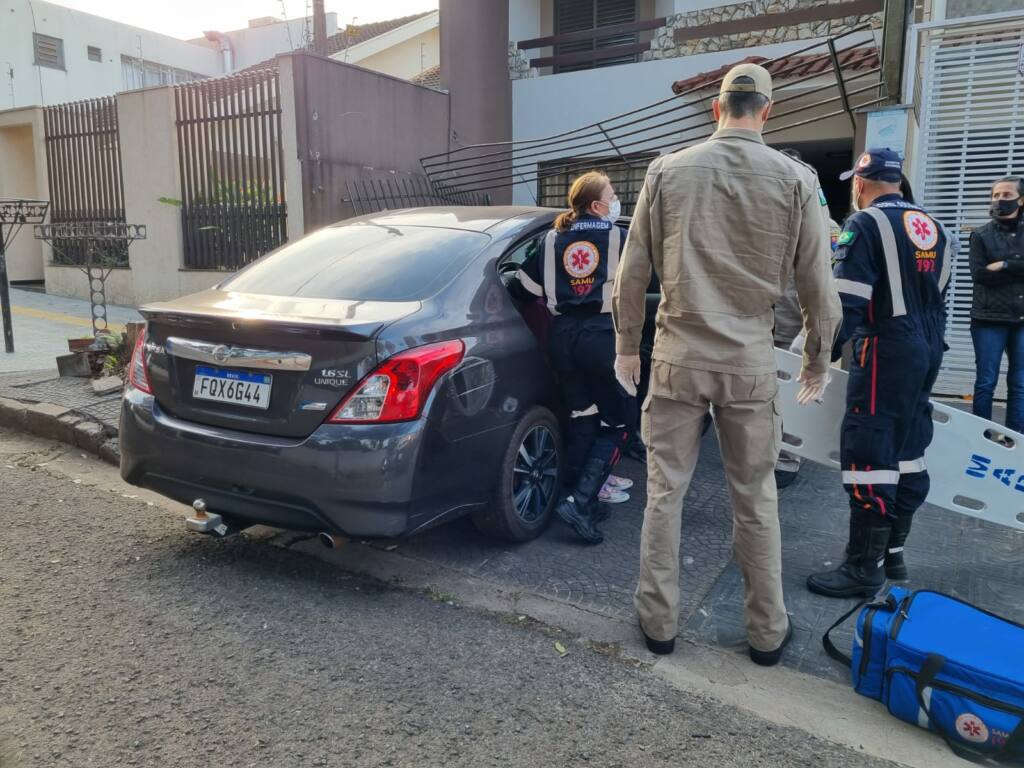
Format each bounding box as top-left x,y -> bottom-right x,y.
512,425 -> 558,524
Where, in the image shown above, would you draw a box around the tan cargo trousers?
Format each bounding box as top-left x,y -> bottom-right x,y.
635,361 -> 789,653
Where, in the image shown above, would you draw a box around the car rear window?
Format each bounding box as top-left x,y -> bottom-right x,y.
220,223 -> 490,302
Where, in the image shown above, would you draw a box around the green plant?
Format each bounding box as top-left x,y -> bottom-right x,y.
100,332 -> 131,381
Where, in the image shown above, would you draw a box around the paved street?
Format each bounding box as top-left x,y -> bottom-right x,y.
0,428 -> 902,768
0,288 -> 141,373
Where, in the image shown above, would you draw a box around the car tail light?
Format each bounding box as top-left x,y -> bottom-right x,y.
328,340 -> 465,424
128,329 -> 153,394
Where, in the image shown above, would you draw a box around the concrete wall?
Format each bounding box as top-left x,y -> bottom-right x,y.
288,53 -> 451,231
353,27 -> 441,80
440,0 -> 513,200
1,0 -> 221,109
0,106 -> 49,281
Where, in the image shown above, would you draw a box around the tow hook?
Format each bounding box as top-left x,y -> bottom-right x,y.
186,498 -> 230,537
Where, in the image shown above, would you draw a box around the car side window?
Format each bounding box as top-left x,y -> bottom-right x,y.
501,230 -> 546,269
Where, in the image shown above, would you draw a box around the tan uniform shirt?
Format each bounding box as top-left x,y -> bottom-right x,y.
774,217 -> 841,347
613,128 -> 842,376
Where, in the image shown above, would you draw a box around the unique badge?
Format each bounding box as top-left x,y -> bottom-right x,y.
563,241 -> 600,279
818,188 -> 828,207
955,713 -> 989,744
857,153 -> 872,169
837,230 -> 857,246
903,211 -> 939,250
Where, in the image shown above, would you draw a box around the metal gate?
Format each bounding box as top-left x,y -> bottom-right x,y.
174,68 -> 287,270
42,97 -> 127,266
914,12 -> 1024,397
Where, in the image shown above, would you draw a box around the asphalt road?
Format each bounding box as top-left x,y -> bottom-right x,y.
0,430 -> 896,768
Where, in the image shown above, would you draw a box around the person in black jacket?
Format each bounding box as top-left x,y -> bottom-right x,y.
970,176 -> 1024,434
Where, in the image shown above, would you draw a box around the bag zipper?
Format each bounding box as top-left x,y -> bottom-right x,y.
891,589 -> 1024,641
887,666 -> 1024,718
859,607 -> 878,678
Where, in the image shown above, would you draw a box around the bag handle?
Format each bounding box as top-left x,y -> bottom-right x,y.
915,654 -> 1024,764
822,593 -> 899,668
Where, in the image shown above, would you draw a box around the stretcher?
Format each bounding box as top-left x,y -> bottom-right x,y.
775,348 -> 1024,532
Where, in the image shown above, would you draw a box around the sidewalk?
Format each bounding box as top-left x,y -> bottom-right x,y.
2,357 -> 1021,689
0,287 -> 142,373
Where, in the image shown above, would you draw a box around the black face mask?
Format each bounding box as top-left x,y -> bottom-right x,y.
990,198 -> 1021,218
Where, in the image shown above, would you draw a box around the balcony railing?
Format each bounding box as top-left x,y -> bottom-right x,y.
516,17 -> 666,71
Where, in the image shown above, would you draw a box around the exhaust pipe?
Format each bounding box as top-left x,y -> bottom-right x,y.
318,532 -> 347,549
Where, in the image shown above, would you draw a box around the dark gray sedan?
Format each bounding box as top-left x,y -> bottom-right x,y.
121,207 -> 592,542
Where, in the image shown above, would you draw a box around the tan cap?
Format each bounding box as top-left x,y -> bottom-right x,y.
719,63 -> 772,100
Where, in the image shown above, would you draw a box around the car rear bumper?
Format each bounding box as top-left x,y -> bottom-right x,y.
119,388 -> 426,537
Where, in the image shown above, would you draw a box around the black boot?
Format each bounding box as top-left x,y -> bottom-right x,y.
807,510 -> 890,598
556,458 -> 606,544
885,514 -> 913,581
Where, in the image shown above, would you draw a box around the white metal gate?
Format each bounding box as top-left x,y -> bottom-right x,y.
914,12 -> 1024,397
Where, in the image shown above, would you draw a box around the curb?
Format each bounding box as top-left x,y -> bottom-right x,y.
0,395 -> 120,465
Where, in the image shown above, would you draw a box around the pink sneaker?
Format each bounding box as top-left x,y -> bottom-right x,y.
598,485 -> 630,504
605,474 -> 633,491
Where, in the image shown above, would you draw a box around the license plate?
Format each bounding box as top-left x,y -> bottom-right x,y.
192,366 -> 272,410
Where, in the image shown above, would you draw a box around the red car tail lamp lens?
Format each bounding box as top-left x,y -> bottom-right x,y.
128,330 -> 153,394
328,340 -> 465,424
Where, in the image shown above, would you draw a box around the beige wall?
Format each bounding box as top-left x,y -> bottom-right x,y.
355,28 -> 440,80
0,107 -> 49,282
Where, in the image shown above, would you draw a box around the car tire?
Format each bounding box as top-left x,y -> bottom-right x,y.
472,406 -> 562,542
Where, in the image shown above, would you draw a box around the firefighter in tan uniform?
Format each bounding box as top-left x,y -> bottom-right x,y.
612,64 -> 842,665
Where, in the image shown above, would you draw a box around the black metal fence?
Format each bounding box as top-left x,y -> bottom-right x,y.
343,175 -> 491,217
174,67 -> 287,270
42,97 -> 127,266
422,28 -> 886,212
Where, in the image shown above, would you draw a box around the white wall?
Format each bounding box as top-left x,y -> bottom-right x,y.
0,107 -> 48,281
214,14 -> 339,71
352,28 -> 440,80
1,0 -> 221,109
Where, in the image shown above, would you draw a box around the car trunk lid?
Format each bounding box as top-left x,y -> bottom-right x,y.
141,290 -> 420,438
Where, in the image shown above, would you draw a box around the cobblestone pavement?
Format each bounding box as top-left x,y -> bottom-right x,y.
0,287 -> 141,373
391,434 -> 1024,684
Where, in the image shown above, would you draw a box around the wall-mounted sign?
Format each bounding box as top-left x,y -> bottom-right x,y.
864,106 -> 910,160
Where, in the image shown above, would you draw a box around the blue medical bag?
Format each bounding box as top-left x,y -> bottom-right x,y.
824,586 -> 1024,762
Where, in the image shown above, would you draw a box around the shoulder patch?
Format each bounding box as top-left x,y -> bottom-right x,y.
837,230 -> 856,246
817,188 -> 828,207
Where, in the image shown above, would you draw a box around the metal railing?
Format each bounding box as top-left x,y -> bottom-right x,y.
174,67 -> 287,270
425,28 -> 886,208
42,97 -> 127,266
343,176 -> 491,217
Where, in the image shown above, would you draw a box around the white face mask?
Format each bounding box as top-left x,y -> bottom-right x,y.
604,199 -> 622,222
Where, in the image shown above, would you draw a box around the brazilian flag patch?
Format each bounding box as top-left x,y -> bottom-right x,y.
837,230 -> 857,246
817,188 -> 828,206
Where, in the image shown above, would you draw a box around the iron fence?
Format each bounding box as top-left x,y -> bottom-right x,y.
423,28 -> 886,212
174,67 -> 287,270
42,96 -> 127,266
343,175 -> 491,217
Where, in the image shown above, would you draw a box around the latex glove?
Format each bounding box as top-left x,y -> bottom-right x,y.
796,368 -> 831,405
788,331 -> 807,356
614,355 -> 642,397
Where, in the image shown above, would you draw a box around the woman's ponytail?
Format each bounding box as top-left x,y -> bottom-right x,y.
554,171 -> 610,232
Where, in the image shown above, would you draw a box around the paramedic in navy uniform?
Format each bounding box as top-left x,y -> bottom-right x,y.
510,171 -> 636,545
807,148 -> 953,598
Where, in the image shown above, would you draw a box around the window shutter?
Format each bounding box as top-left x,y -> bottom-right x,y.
87,46 -> 102,63
554,0 -> 638,72
33,33 -> 65,70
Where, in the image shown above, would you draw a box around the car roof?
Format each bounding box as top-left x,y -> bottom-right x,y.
333,206 -> 559,236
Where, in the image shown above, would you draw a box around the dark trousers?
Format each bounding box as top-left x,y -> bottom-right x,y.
548,314 -> 636,488
840,320 -> 944,522
971,321 -> 1024,434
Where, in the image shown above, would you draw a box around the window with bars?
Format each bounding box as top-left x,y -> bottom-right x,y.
538,155 -> 655,216
87,46 -> 102,63
554,0 -> 638,73
33,33 -> 65,70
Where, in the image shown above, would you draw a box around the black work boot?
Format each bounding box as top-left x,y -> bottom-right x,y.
556,458 -> 607,545
807,510 -> 890,598
885,514 -> 913,581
